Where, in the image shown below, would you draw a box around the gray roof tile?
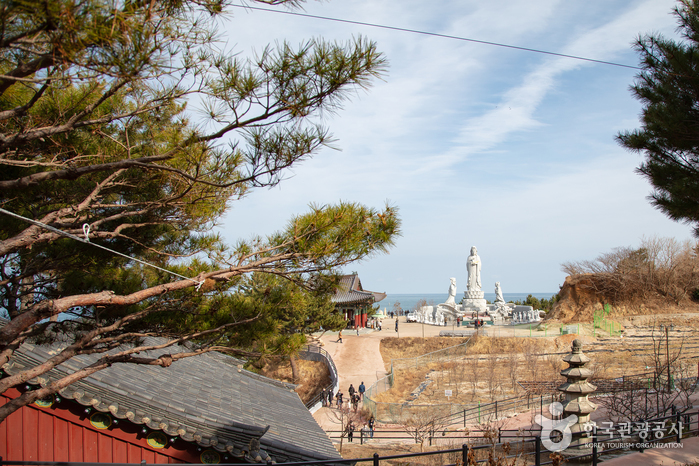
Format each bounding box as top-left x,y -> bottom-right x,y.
4,331 -> 341,464
332,273 -> 386,305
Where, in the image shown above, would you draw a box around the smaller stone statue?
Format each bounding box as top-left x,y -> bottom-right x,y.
445,278 -> 457,306
494,282 -> 505,304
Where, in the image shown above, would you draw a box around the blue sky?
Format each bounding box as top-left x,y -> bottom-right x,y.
217,0 -> 693,294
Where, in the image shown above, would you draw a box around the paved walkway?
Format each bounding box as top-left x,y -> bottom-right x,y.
313,317 -> 451,431
601,436 -> 699,465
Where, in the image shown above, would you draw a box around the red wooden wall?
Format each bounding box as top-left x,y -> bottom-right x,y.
0,389 -> 199,463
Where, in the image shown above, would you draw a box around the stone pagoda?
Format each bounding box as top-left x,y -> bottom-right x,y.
558,339 -> 597,460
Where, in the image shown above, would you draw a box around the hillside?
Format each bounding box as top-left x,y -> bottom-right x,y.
546,274 -> 699,323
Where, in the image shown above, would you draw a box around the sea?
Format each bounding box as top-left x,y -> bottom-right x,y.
377,293 -> 558,314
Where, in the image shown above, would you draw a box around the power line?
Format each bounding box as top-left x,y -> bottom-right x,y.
231,4 -> 641,71
0,207 -> 204,289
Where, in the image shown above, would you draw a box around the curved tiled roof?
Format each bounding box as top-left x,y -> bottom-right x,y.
3,333 -> 341,464
332,274 -> 386,305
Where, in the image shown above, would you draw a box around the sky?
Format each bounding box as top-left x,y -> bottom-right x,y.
215,0 -> 694,294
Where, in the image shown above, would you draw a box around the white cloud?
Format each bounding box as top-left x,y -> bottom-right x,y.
218,0 -> 691,293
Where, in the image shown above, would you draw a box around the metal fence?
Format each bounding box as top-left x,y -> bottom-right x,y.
438,322 -> 597,338
5,409 -> 696,466
594,304 -> 622,336
298,345 -> 338,409
436,392 -> 564,428
389,335 -> 474,373
363,334 -> 567,424
363,336 -> 474,422
365,391 -> 564,425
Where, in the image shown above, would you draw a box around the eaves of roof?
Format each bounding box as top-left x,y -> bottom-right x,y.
2,331 -> 341,464
332,274 -> 386,305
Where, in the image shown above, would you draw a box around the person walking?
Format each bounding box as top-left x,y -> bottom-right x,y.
321,388 -> 326,407
347,422 -> 354,443
337,329 -> 343,343
395,318 -> 399,332
378,320 -> 382,331
348,384 -> 355,399
360,424 -> 370,443
368,415 -> 375,438
336,390 -> 343,409
358,381 -> 366,399
327,389 -> 333,407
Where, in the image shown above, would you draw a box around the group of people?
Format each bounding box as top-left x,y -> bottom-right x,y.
321,382 -> 377,442
336,315 -> 403,339
344,415 -> 376,443
321,382 -> 366,411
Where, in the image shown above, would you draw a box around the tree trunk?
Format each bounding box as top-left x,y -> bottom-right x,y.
289,354 -> 300,383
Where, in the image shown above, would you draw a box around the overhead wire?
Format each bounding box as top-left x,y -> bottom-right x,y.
0,6 -> 640,292
230,4 -> 642,71
0,207 -> 204,290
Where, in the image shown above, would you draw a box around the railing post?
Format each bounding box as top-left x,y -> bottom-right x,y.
592,425 -> 598,466
462,444 -> 469,464
495,400 -> 498,419
464,409 -> 466,428
535,436 -> 541,466
677,411 -> 682,443
373,452 -> 380,466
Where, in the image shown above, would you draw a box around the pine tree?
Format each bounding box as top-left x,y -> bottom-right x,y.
618,0 -> 699,235
0,0 -> 399,422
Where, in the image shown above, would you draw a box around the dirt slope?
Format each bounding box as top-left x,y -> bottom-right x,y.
546,274 -> 699,323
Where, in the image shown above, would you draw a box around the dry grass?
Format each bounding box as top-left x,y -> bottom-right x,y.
380,335 -> 556,361
374,336 -> 572,405
466,335 -> 554,354
380,337 -> 470,369
259,358 -> 331,404
375,322 -> 699,409
340,440 -> 532,465
339,441 -> 465,464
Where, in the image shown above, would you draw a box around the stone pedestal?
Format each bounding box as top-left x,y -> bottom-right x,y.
462,290 -> 487,314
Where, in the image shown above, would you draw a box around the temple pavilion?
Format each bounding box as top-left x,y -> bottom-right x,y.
332,273 -> 386,328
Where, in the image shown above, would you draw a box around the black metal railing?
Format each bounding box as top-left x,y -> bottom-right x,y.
2,409 -> 696,466
1,409 -> 696,466
299,344 -> 338,409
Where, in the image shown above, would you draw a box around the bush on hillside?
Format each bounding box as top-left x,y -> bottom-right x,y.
511,294 -> 559,312
561,236 -> 699,305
